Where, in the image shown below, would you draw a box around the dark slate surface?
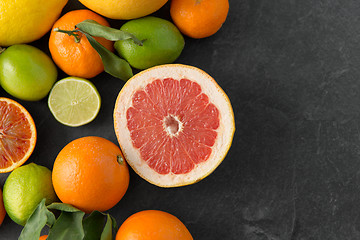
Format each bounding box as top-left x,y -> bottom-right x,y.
1,0 -> 360,239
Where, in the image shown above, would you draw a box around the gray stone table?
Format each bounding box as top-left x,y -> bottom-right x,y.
1,0 -> 360,239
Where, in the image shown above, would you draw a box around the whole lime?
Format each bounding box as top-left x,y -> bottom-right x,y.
114,16 -> 185,70
3,163 -> 57,226
0,44 -> 57,101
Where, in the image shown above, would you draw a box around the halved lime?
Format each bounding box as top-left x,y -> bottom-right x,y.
48,77 -> 101,127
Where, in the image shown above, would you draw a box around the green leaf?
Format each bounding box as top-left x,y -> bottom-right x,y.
76,20 -> 143,46
83,211 -> 106,240
19,201 -> 118,240
110,215 -> 118,230
19,199 -> 55,240
46,208 -> 56,227
82,32 -> 133,81
47,211 -> 85,240
100,214 -> 113,240
47,202 -> 82,212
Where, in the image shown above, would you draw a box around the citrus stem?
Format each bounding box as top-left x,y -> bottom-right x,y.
0,47 -> 5,54
117,155 -> 124,165
54,28 -> 81,43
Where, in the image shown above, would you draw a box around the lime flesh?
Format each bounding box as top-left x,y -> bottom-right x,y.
48,77 -> 101,127
3,163 -> 57,226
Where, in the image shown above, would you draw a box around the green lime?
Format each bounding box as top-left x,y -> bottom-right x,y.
114,16 -> 185,70
48,77 -> 101,127
0,44 -> 57,101
3,163 -> 57,226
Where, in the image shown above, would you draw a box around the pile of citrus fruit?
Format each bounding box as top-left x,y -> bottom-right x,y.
0,0 -> 234,239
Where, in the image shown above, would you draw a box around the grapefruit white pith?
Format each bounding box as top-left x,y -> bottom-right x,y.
114,64 -> 235,187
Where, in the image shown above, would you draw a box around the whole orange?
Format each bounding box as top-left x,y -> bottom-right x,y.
52,136 -> 129,213
49,10 -> 114,79
115,210 -> 193,240
0,189 -> 6,225
170,0 -> 229,39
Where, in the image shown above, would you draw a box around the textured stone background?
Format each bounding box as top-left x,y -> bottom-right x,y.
2,0 -> 360,239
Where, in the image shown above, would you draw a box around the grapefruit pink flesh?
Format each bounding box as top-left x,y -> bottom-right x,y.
127,78 -> 219,175
114,64 -> 235,187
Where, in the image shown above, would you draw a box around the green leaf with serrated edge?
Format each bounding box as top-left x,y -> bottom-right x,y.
47,211 -> 85,240
76,20 -> 143,46
19,199 -> 55,240
47,202 -> 82,212
82,32 -> 133,81
83,211 -> 106,240
100,214 -> 113,240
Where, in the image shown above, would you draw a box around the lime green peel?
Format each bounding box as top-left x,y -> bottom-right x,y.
3,163 -> 57,226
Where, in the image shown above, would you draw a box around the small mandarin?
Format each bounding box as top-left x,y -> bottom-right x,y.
170,0 -> 229,39
49,9 -> 114,78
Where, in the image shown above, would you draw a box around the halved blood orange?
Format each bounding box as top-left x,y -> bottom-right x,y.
0,98 -> 36,173
114,64 -> 235,187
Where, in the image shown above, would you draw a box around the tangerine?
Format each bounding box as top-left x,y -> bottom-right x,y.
52,136 -> 129,213
170,0 -> 229,39
115,210 -> 193,240
49,10 -> 114,79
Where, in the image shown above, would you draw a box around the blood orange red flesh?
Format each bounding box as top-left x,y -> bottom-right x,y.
114,64 -> 235,187
0,98 -> 36,173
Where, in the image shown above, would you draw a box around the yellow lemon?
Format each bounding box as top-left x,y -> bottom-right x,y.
78,0 -> 168,20
0,0 -> 68,46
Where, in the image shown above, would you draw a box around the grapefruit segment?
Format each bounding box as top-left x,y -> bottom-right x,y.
126,107 -> 162,130
171,137 -> 195,174
114,64 -> 235,187
0,98 -> 36,172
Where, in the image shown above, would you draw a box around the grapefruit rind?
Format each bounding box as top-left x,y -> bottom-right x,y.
0,98 -> 37,173
114,64 -> 235,187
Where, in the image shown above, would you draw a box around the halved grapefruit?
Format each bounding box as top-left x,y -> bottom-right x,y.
0,98 -> 36,173
114,64 -> 235,187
